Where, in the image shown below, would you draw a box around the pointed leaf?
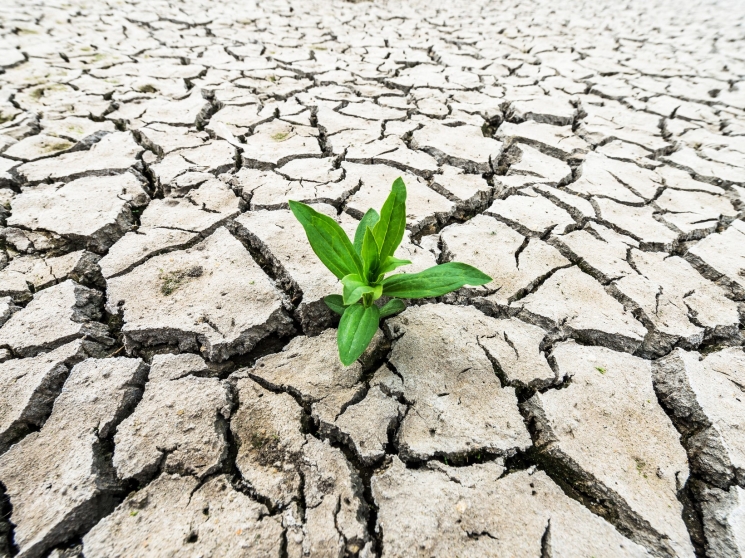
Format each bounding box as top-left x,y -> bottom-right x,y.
289,201 -> 362,279
372,177 -> 407,263
381,262 -> 492,299
379,298 -> 406,318
342,274 -> 375,306
324,295 -> 346,316
354,209 -> 380,254
370,284 -> 383,301
338,303 -> 380,366
376,256 -> 412,278
361,227 -> 380,281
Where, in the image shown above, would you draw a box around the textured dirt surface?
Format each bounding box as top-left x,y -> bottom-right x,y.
0,0 -> 744,556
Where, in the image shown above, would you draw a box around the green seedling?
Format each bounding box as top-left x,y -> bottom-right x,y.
289,177 -> 492,366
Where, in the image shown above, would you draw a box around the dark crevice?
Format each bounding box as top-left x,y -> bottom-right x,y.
0,480 -> 18,557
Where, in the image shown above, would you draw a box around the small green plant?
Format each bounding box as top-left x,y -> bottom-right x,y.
290,177 -> 492,366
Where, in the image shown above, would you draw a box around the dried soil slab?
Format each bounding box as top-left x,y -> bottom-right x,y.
41,117 -> 116,144
16,132 -> 142,184
248,330 -> 366,428
339,100 -> 407,121
206,103 -> 274,136
333,379 -> 405,466
431,165 -> 492,214
345,136 -> 439,176
506,96 -> 577,126
594,197 -> 679,251
138,178 -> 240,233
2,134 -> 74,162
0,339 -> 99,454
0,156 -> 18,189
0,280 -> 110,358
148,352 -> 210,382
579,102 -> 670,154
686,220 -> 745,300
524,342 -> 694,558
83,474 -> 283,558
486,190 -> 576,236
0,227 -> 64,258
498,143 -> 572,189
440,214 -> 569,307
513,267 -> 647,353
276,157 -> 343,183
372,458 -> 650,558
325,126 -> 384,156
113,375 -> 232,482
137,123 -> 208,155
150,141 -> 236,192
568,152 -> 662,203
411,122 -> 503,173
8,173 -> 149,253
0,48 -> 25,68
0,357 -> 147,558
107,227 -> 292,362
232,166 -> 359,210
663,146 -> 743,186
140,90 -> 212,127
654,348 -> 745,488
384,304 -> 530,461
343,162 -> 455,236
241,120 -> 321,169
554,223 -> 638,283
477,318 -> 555,389
316,105 -> 380,134
291,437 -> 370,558
597,140 -> 660,169
98,227 -> 199,279
656,189 -> 737,239
231,375 -> 306,509
656,164 -> 726,195
611,250 -> 739,356
693,482 -> 745,558
495,120 -> 590,160
0,250 -> 103,301
0,296 -> 19,327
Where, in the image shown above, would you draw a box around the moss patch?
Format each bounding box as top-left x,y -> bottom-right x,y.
248,430 -> 287,466
158,265 -> 204,296
43,140 -> 73,153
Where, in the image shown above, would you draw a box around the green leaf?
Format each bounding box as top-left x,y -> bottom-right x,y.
373,177 -> 407,264
342,274 -> 375,306
381,262 -> 492,299
289,201 -> 362,280
379,298 -> 405,318
354,209 -> 380,254
361,227 -> 380,281
324,295 -> 346,316
376,256 -> 412,278
338,303 -> 380,366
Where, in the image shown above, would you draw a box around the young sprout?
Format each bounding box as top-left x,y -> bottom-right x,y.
289,177 -> 492,366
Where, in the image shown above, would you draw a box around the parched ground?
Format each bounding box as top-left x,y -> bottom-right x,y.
0,0 -> 744,556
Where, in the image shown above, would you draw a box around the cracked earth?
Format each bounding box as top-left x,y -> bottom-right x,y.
0,0 -> 744,556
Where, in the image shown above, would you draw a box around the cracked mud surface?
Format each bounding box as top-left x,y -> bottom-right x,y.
0,0 -> 744,556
